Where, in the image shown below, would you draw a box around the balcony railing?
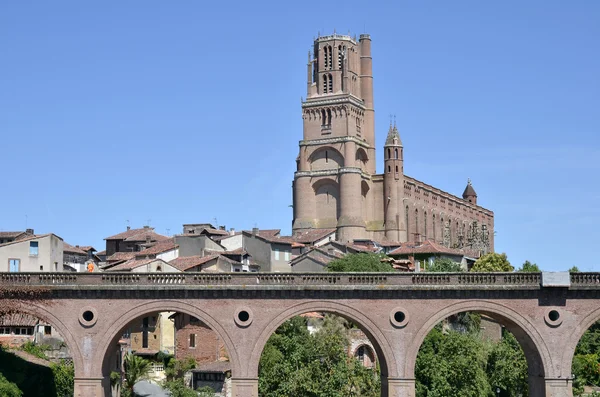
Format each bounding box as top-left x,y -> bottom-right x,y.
0,272 -> 594,290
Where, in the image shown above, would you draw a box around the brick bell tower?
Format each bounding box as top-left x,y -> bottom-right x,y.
292,33 -> 375,243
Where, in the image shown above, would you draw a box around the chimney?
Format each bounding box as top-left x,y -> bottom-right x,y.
127,226 -> 131,231
143,225 -> 150,229
229,228 -> 235,236
76,245 -> 79,248
145,235 -> 151,244
219,225 -> 226,231
26,228 -> 34,235
252,227 -> 258,236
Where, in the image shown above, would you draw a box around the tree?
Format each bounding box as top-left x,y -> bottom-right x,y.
162,357 -> 197,397
570,266 -> 581,273
471,253 -> 513,272
517,260 -> 540,273
0,373 -> 22,397
122,353 -> 151,395
327,253 -> 393,272
258,315 -> 380,397
416,328 -> 489,397
486,331 -> 529,397
51,361 -> 74,397
427,258 -> 463,273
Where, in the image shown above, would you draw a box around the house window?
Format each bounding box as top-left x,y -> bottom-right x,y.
44,325 -> 51,335
274,248 -> 280,261
189,334 -> 196,348
9,259 -> 20,272
29,241 -> 39,256
0,327 -> 9,334
284,251 -> 290,261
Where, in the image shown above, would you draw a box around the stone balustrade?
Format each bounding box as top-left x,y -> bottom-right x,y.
0,272 -> 595,290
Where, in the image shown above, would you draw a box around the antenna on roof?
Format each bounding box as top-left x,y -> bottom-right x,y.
146,219 -> 151,227
25,214 -> 28,229
166,228 -> 171,236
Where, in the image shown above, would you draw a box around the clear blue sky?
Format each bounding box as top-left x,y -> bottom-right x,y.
1,2 -> 598,271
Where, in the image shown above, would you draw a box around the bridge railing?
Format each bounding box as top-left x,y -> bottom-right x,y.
0,272 -> 551,288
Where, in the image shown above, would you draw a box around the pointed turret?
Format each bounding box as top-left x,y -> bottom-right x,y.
462,179 -> 478,205
383,120 -> 404,241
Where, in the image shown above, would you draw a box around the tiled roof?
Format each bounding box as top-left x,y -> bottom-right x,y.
124,231 -> 169,242
169,255 -> 219,272
0,234 -> 55,248
0,231 -> 28,239
290,246 -> 344,267
193,361 -> 232,373
0,313 -> 39,326
300,312 -> 324,319
78,246 -> 96,252
201,228 -> 230,236
388,240 -> 475,257
136,240 -> 178,256
292,228 -> 336,244
96,250 -> 106,256
105,227 -> 168,242
375,240 -> 403,247
63,242 -> 87,255
105,227 -> 154,240
106,251 -> 137,262
106,258 -> 160,272
463,181 -> 477,197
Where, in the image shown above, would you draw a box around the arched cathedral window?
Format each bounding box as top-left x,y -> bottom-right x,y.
394,148 -> 398,159
328,73 -> 333,92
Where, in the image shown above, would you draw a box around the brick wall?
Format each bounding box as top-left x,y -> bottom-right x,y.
174,314 -> 226,364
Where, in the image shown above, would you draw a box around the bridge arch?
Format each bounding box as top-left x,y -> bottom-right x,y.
8,301 -> 84,376
94,299 -> 239,385
406,300 -> 551,395
562,305 -> 600,381
249,300 -> 397,382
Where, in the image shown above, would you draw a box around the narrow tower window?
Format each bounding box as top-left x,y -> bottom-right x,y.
325,150 -> 328,163
387,148 -> 391,160
323,46 -> 329,69
387,165 -> 391,173
424,212 -> 428,239
415,209 -> 419,242
433,214 -> 436,241
405,206 -> 409,241
395,165 -> 398,173
327,108 -> 332,125
323,74 -> 328,93
328,46 -> 332,70
328,73 -> 333,92
321,109 -> 326,126
338,45 -> 344,69
394,148 -> 398,159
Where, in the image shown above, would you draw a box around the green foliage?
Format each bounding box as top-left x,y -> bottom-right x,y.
164,357 -> 196,382
486,331 -> 529,397
327,253 -> 393,272
0,373 -> 22,397
20,341 -> 50,360
448,312 -> 481,334
197,386 -> 217,396
163,380 -> 198,397
51,361 -> 74,397
110,371 -> 121,387
416,327 -> 528,397
518,260 -> 540,272
472,253 -> 513,272
416,328 -> 490,397
427,258 -> 463,273
0,344 -> 56,396
572,354 -> 600,387
259,315 -> 380,397
123,353 -> 151,393
570,266 -> 581,273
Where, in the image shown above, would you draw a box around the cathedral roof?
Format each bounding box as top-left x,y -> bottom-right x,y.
384,124 -> 402,147
462,179 -> 477,198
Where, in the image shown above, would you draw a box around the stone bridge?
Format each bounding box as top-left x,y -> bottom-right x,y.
2,271 -> 600,397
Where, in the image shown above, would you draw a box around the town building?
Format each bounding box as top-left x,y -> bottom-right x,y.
292,33 -> 494,253
0,233 -> 64,272
104,226 -> 169,257
0,229 -> 34,245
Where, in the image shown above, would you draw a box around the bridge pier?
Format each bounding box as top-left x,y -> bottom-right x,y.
544,378 -> 573,397
386,378 -> 415,397
231,377 -> 259,397
73,377 -> 104,397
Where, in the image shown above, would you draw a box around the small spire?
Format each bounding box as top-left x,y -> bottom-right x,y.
467,178 -> 472,185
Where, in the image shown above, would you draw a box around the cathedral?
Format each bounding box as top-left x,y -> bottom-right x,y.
292,33 -> 494,252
